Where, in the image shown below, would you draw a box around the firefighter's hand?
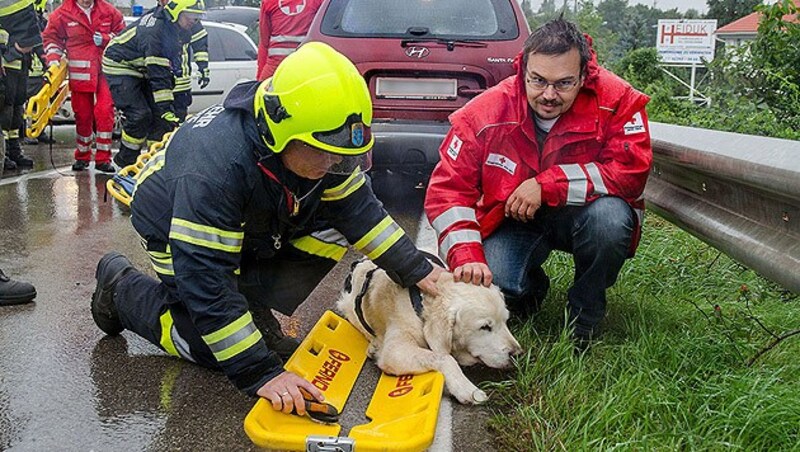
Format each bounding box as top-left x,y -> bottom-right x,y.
416,264 -> 445,297
14,42 -> 34,54
160,111 -> 181,128
198,67 -> 210,89
453,262 -> 493,287
257,371 -> 325,416
93,32 -> 104,47
505,178 -> 542,222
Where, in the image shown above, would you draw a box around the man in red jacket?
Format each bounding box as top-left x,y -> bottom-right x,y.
257,0 -> 322,80
42,0 -> 124,172
424,18 -> 653,346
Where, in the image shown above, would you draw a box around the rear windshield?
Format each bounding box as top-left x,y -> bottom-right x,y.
320,0 -> 520,40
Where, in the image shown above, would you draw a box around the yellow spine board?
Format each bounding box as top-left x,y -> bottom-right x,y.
348,371 -> 444,452
25,61 -> 69,139
244,311 -> 369,450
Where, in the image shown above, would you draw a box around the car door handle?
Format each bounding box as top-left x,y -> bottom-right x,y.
457,87 -> 485,97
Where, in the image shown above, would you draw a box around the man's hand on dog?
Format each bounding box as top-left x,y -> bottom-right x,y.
453,262 -> 493,287
416,264 -> 446,296
257,371 -> 324,416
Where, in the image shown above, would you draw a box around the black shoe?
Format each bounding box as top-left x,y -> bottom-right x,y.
3,157 -> 17,171
8,151 -> 34,168
72,160 -> 90,171
22,137 -> 39,145
95,162 -> 116,173
113,147 -> 139,168
252,309 -> 300,360
0,269 -> 37,306
91,252 -> 135,335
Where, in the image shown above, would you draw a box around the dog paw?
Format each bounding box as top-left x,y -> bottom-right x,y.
471,389 -> 488,404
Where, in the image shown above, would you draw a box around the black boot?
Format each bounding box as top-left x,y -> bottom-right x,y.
0,269 -> 37,306
251,308 -> 300,360
7,139 -> 34,168
113,143 -> 141,168
3,156 -> 17,171
91,252 -> 136,335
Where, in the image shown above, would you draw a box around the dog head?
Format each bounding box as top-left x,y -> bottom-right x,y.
424,273 -> 523,369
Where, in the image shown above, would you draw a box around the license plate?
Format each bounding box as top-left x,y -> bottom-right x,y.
375,77 -> 457,100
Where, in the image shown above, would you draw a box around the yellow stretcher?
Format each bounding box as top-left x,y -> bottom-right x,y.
25,60 -> 70,139
105,136 -> 169,207
244,311 -> 445,452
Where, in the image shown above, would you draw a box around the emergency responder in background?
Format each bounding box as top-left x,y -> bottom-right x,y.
90,43 -> 443,413
42,0 -> 124,172
1,0 -> 43,171
102,0 -> 203,168
172,20 -> 208,121
257,0 -> 322,80
20,0 -> 47,146
424,18 -> 652,348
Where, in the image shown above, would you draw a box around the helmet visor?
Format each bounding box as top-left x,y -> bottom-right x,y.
180,11 -> 206,20
326,150 -> 372,176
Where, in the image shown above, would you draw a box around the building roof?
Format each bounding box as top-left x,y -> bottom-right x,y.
716,1 -> 800,36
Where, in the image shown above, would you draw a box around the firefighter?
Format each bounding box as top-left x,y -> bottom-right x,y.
102,0 -> 204,168
257,0 -> 322,80
20,0 -> 46,146
42,0 -> 124,172
89,43 -> 443,413
172,20 -> 208,121
1,0 -> 43,171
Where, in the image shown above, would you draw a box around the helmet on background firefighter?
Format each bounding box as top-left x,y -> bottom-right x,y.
253,42 -> 374,176
164,0 -> 206,22
33,0 -> 48,13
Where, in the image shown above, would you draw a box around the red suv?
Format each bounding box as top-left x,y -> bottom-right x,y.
306,0 -> 531,172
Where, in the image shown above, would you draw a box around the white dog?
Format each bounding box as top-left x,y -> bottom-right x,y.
336,259 -> 522,404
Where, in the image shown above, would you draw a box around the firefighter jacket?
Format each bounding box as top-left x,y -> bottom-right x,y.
102,7 -> 191,114
129,80 -> 434,396
42,0 -> 124,93
173,21 -> 207,95
425,38 -> 653,271
257,0 -> 322,80
0,0 -> 42,49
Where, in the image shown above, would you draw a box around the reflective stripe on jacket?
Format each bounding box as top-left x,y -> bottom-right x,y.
425,36 -> 653,270
42,0 -> 124,92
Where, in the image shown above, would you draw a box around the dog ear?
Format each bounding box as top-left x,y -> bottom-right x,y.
424,305 -> 456,355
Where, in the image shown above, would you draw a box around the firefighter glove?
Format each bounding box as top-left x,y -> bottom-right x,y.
198,67 -> 210,89
161,111 -> 181,128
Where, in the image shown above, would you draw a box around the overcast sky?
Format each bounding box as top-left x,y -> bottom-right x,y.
528,0 -> 709,14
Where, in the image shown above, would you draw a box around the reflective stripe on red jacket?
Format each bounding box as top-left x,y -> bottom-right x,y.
257,0 -> 323,80
41,0 -> 124,92
424,40 -> 653,270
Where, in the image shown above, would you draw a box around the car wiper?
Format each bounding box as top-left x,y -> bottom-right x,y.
400,38 -> 488,51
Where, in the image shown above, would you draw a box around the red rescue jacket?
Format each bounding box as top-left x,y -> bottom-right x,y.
42,0 -> 124,92
257,0 -> 323,80
425,38 -> 653,270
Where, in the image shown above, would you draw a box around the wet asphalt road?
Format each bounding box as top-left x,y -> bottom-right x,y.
0,130 -> 503,452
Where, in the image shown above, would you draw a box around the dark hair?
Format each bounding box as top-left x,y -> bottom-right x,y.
522,17 -> 591,76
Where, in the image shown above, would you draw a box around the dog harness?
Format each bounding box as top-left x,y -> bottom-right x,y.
346,252 -> 444,337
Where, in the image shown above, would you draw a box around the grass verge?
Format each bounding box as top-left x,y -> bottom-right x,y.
486,212 -> 800,450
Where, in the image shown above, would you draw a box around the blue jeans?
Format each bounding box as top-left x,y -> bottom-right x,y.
484,197 -> 635,336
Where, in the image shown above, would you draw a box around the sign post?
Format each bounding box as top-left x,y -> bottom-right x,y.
656,19 -> 717,106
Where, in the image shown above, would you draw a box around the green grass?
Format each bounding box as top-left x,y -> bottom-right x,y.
486,213 -> 800,451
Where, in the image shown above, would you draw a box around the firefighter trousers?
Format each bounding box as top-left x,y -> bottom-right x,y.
106,74 -> 172,157
113,244 -> 337,370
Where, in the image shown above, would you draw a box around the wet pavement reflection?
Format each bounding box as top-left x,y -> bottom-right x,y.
1,135 -> 500,451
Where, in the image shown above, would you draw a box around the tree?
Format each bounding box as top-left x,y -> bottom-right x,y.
705,0 -> 761,27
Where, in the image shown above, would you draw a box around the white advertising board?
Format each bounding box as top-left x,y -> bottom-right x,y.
656,19 -> 718,64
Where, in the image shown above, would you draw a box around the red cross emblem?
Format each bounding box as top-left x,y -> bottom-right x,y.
279,0 -> 306,15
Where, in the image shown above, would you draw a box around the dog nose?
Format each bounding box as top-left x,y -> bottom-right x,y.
509,344 -> 523,358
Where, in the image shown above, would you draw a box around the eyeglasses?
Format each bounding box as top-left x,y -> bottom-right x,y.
525,75 -> 581,93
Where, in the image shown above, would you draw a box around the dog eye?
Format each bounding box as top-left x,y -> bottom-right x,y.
480,324 -> 493,332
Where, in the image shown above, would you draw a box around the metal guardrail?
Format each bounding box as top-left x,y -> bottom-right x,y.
646,122 -> 800,294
